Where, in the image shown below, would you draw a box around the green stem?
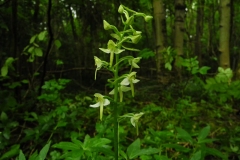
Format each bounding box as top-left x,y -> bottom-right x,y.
114,54 -> 119,160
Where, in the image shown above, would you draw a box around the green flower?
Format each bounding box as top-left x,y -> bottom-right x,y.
109,85 -> 131,102
119,112 -> 144,136
130,112 -> 144,127
90,93 -> 110,121
103,20 -> 112,30
99,40 -> 125,67
94,56 -> 108,80
144,15 -> 153,22
129,57 -> 141,69
118,5 -> 124,14
120,72 -> 140,97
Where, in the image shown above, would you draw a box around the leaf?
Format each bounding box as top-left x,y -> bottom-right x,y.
162,144 -> 191,153
38,31 -> 47,41
5,57 -> 15,66
34,48 -> 43,57
110,33 -> 121,40
190,150 -> 202,160
85,137 -> 111,149
38,141 -> 51,160
165,62 -> 172,70
0,144 -> 20,160
18,150 -> 26,160
122,45 -> 140,52
1,65 -> 8,77
1,112 -> 8,122
132,148 -> 159,158
54,39 -> 61,49
21,79 -> 29,84
199,66 -> 211,75
127,138 -> 141,159
205,147 -> 227,159
176,127 -> 193,144
30,35 -> 37,43
198,125 -> 210,141
154,155 -> 171,160
52,142 -> 80,150
56,121 -> 67,128
120,150 -> 128,160
29,151 -> 38,160
198,138 -> 217,144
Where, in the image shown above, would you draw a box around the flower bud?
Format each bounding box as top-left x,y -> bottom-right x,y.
130,35 -> 142,44
103,20 -> 112,30
118,5 -> 124,14
144,15 -> 153,22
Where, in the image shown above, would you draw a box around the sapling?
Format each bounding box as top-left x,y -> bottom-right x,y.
89,4 -> 152,159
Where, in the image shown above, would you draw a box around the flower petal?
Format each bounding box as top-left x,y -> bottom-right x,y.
121,86 -> 131,92
115,49 -> 125,54
109,89 -> 114,95
90,102 -> 100,108
99,48 -> 111,53
103,99 -> 110,106
132,79 -> 140,83
121,77 -> 130,86
130,117 -> 136,127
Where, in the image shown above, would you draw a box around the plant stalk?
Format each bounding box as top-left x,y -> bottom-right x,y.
113,54 -> 119,159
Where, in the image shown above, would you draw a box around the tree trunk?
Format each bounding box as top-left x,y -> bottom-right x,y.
153,0 -> 165,83
195,0 -> 204,65
219,0 -> 231,69
174,0 -> 185,76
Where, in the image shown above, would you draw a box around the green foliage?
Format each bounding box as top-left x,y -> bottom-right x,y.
52,135 -> 114,159
180,56 -> 210,75
17,141 -> 51,160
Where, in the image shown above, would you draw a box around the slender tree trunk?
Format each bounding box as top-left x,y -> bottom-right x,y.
195,0 -> 204,65
219,0 -> 231,69
174,0 -> 185,76
153,0 -> 165,83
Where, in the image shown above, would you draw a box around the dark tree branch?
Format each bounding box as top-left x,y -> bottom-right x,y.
38,0 -> 54,96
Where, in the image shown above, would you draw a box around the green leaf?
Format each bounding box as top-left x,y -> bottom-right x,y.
154,155 -> 171,160
1,65 -> 8,77
111,33 -> 121,40
0,144 -> 20,160
30,35 -> 37,43
162,144 -> 191,153
127,138 -> 141,159
190,150 -> 202,160
165,62 -> 172,70
38,141 -> 51,160
5,57 -> 15,66
199,66 -> 210,75
54,39 -> 61,49
68,149 -> 83,158
38,31 -> 47,41
133,148 -> 159,158
122,45 -> 140,52
18,150 -> 26,160
198,138 -> 217,144
56,121 -> 67,128
29,151 -> 38,160
34,48 -> 43,57
176,127 -> 193,144
205,147 -> 227,159
120,150 -> 128,160
52,142 -> 80,150
198,125 -> 210,141
21,79 -> 29,84
1,112 -> 8,122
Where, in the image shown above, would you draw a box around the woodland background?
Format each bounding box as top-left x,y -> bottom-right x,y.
1,0 -> 240,159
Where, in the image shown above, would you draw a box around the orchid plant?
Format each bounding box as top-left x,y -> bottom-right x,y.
89,4 -> 152,159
